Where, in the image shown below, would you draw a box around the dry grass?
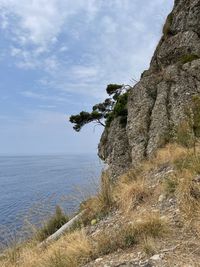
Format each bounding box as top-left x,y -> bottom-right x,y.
0,230 -> 92,267
115,178 -> 149,213
142,237 -> 157,256
163,175 -> 178,196
0,212 -> 168,267
4,143 -> 200,267
152,143 -> 189,167
138,143 -> 189,175
94,212 -> 167,257
176,170 -> 200,224
132,212 -> 168,239
35,206 -> 69,242
42,231 -> 92,267
80,171 -> 114,225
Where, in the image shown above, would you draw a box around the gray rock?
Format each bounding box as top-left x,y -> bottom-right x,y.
150,254 -> 161,261
98,0 -> 200,180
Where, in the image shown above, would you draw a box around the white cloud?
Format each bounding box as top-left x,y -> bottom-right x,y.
0,0 -> 100,48
0,0 -> 174,98
70,65 -> 98,80
20,90 -> 69,103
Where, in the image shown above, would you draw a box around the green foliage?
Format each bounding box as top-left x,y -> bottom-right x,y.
36,206 -> 69,241
105,93 -> 128,127
175,95 -> 200,150
104,112 -> 115,127
174,153 -> 200,174
123,231 -> 137,247
113,93 -> 128,116
180,54 -> 199,64
163,12 -> 173,37
191,95 -> 200,137
69,111 -> 103,132
70,84 -> 129,131
106,84 -> 123,95
164,177 -> 178,195
175,121 -> 194,148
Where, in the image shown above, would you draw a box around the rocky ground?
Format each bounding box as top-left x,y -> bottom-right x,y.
82,159 -> 200,267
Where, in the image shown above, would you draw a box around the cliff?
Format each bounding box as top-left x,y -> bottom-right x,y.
98,0 -> 200,178
2,1 -> 200,267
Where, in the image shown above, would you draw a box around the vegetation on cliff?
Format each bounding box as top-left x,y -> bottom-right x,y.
69,84 -> 130,131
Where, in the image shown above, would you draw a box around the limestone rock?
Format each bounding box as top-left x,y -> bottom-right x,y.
98,0 -> 200,179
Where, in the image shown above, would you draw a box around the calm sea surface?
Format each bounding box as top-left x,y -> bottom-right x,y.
0,154 -> 102,243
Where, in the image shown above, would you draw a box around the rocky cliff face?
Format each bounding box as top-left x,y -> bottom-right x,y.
98,0 -> 200,179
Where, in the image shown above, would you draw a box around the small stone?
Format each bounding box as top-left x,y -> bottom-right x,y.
160,215 -> 167,221
136,218 -> 142,224
95,258 -> 103,262
150,254 -> 161,261
158,194 -> 165,202
152,209 -> 159,213
169,198 -> 174,204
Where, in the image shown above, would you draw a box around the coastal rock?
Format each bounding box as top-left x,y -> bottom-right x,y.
98,117 -> 132,179
98,0 -> 200,179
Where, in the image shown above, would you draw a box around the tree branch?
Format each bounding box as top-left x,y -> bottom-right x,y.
97,119 -> 105,127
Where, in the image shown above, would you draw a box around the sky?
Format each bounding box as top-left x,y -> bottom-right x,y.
0,0 -> 174,155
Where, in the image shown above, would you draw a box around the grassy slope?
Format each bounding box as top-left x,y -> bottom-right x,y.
1,143 -> 200,266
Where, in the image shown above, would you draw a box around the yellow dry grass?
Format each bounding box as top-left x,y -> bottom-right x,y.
0,230 -> 92,267
115,178 -> 149,213
0,212 -> 168,267
3,142 -> 200,267
148,143 -> 189,168
176,170 -> 200,228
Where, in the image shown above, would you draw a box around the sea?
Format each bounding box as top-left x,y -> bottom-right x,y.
0,154 -> 103,245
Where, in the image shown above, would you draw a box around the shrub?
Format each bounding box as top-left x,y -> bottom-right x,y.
133,213 -> 167,238
175,95 -> 200,151
70,84 -> 130,131
105,92 -> 128,128
164,176 -> 178,195
175,120 -> 194,148
79,172 -> 114,226
142,237 -> 157,256
94,213 -> 167,257
44,230 -> 93,267
191,95 -> 200,138
174,153 -> 200,174
176,170 -> 200,225
36,206 -> 69,241
180,54 -> 199,64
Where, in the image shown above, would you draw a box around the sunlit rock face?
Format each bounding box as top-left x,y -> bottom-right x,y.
98,0 -> 200,179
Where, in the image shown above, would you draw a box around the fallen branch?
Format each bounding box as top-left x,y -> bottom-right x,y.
39,210 -> 86,247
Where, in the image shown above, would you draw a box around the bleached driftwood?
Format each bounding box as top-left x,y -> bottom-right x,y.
39,210 -> 86,247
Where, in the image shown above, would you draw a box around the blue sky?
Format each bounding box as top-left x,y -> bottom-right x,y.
0,0 -> 173,155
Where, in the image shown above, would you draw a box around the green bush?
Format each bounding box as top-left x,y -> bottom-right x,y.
175,121 -> 194,148
36,206 -> 69,241
180,54 -> 199,64
105,92 -> 128,128
70,83 -> 129,131
164,177 -> 178,195
191,95 -> 200,137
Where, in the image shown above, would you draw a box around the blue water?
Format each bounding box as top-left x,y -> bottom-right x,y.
0,154 -> 102,243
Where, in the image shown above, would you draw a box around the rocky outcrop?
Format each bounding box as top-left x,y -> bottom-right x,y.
98,117 -> 132,179
98,0 -> 200,178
